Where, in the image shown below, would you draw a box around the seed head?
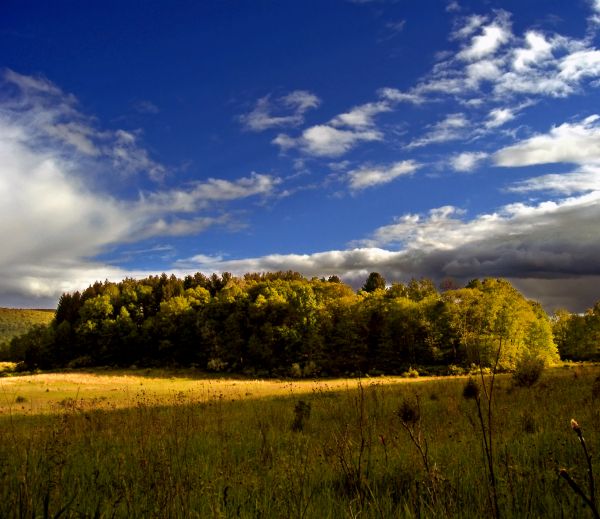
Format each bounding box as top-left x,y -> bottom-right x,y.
463,377 -> 480,400
570,418 -> 582,437
397,398 -> 420,425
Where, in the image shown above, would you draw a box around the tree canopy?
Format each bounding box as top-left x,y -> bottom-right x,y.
6,272 -> 563,375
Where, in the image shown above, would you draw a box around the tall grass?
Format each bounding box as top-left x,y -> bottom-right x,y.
0,366 -> 599,517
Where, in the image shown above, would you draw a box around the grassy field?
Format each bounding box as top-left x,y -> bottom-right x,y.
0,365 -> 599,517
0,307 -> 54,347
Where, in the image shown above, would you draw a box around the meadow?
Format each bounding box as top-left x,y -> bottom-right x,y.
1,365 -> 599,518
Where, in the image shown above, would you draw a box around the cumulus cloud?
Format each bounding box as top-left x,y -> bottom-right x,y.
185,190 -> 599,311
272,85 -> 427,158
450,151 -> 488,171
274,125 -> 382,157
494,115 -> 600,166
512,31 -> 554,71
0,71 -> 279,305
174,180 -> 600,311
240,90 -> 320,131
507,165 -> 600,194
485,107 -> 515,128
394,7 -> 600,115
2,69 -> 166,181
347,160 -> 420,190
331,101 -> 392,129
457,13 -> 512,61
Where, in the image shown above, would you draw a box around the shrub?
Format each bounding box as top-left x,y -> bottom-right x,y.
303,360 -> 319,377
448,364 -> 466,376
513,357 -> 545,387
289,363 -> 302,378
401,367 -> 419,378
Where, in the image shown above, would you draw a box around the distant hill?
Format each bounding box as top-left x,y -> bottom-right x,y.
0,308 -> 55,348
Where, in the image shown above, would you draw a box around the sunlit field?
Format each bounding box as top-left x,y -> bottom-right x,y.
0,367 -> 440,416
1,365 -> 600,517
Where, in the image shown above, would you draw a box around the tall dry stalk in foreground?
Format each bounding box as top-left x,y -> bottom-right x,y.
559,419 -> 600,518
462,337 -> 503,519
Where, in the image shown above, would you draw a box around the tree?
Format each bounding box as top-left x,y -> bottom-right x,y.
362,272 -> 386,293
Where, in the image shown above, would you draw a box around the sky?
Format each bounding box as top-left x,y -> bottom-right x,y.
2,0 -> 600,311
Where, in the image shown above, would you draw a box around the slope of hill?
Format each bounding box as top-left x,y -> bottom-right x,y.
0,308 -> 54,347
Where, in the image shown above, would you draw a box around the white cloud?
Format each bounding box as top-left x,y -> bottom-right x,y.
378,87 -> 425,104
137,173 -> 279,213
450,151 -> 488,171
465,59 -> 503,87
452,14 -> 488,40
457,14 -> 512,61
176,189 -> 600,311
347,160 -> 420,190
274,125 -> 382,157
512,31 -> 553,71
485,107 -> 515,128
494,115 -> 600,166
559,50 -> 600,82
0,71 -> 280,304
408,113 -> 469,148
507,165 -> 600,194
2,68 -> 166,181
240,90 -> 320,131
331,101 -> 391,129
400,12 -> 600,109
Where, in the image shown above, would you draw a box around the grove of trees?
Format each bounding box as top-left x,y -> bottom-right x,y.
4,271 -> 571,376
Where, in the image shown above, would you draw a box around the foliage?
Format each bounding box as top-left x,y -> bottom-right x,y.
4,273 -> 563,374
361,272 -> 386,293
513,356 -> 545,387
553,303 -> 600,361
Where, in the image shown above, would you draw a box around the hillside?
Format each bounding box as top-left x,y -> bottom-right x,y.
0,308 -> 54,347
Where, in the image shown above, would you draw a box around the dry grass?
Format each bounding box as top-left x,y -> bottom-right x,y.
0,368 -> 449,416
1,364 -> 598,517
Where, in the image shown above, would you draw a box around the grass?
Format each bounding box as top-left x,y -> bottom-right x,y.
0,365 -> 599,517
0,368 -> 441,416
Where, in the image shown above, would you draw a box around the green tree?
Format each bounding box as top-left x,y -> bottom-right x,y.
362,272 -> 386,293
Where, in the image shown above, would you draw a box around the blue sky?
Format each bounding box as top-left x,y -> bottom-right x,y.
2,0 -> 600,311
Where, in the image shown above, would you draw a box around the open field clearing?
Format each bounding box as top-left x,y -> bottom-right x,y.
0,368 -> 447,416
1,366 -> 600,517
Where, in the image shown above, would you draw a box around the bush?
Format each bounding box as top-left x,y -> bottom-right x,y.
303,361 -> 319,377
513,357 -> 545,387
401,367 -> 419,378
448,364 -> 466,376
289,363 -> 302,378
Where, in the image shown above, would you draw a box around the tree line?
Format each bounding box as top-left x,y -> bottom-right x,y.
6,270 -> 595,376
